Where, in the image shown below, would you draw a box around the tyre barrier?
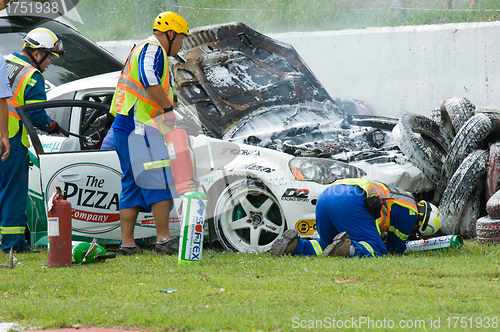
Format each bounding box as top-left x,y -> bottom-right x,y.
486,189 -> 500,219
475,106 -> 500,116
442,113 -> 500,184
392,113 -> 453,193
476,215 -> 500,245
486,143 -> 500,202
440,96 -> 476,136
439,149 -> 489,235
458,184 -> 483,239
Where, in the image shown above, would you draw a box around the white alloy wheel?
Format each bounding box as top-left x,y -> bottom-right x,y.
214,178 -> 286,253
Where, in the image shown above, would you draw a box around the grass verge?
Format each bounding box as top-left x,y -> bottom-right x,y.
1,240 -> 500,331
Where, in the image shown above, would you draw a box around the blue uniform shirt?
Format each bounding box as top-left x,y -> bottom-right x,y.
0,55 -> 13,99
385,203 -> 417,254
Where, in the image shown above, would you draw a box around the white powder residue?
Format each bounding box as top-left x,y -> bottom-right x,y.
205,66 -> 235,87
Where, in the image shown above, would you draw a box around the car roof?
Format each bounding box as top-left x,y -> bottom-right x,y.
46,71 -> 120,100
0,15 -> 123,88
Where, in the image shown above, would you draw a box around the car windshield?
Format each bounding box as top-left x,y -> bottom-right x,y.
0,16 -> 123,88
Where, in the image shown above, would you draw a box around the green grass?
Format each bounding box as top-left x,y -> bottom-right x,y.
2,240 -> 500,331
71,0 -> 500,42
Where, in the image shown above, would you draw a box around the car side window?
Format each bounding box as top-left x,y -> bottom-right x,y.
44,105 -> 72,132
80,94 -> 114,150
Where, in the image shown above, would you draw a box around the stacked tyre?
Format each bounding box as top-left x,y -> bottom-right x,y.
393,96 -> 500,239
478,153 -> 500,245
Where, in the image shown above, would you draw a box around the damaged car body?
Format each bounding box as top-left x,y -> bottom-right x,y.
24,22 -> 474,253
170,23 -> 435,194
171,23 -> 500,240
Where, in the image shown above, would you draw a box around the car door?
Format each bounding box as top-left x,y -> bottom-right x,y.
19,100 -> 162,244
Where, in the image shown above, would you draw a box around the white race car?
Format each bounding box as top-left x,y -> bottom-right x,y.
22,23 -> 436,253
22,97 -> 433,253
22,99 -> 373,253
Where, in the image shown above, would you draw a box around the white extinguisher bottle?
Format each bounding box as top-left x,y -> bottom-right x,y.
178,181 -> 207,264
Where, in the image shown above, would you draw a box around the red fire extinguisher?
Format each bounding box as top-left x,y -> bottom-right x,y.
47,186 -> 72,268
165,127 -> 195,195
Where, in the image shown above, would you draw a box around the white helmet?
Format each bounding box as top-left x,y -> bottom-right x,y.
417,200 -> 441,237
23,28 -> 65,58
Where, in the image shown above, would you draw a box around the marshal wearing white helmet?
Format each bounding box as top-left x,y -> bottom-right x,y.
0,27 -> 68,254
271,178 -> 443,258
416,200 -> 441,237
22,27 -> 65,71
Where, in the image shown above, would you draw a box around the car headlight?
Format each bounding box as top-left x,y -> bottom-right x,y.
289,157 -> 367,184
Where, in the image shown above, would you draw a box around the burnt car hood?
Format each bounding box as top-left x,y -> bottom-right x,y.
170,22 -> 343,138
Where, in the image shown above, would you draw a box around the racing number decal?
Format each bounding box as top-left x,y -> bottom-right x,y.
295,220 -> 316,236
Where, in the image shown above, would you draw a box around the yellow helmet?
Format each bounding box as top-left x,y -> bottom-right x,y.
153,12 -> 189,36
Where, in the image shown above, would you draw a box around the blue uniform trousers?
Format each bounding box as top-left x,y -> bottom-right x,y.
113,126 -> 174,213
294,184 -> 389,257
0,132 -> 30,252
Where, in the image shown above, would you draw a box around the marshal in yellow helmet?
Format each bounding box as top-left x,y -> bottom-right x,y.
153,11 -> 189,36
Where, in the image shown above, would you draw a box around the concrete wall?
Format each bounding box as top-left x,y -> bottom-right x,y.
99,21 -> 500,117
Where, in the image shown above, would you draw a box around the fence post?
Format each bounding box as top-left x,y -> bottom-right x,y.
391,0 -> 406,21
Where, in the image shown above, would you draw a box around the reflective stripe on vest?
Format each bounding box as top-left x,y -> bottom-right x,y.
331,178 -> 417,232
4,54 -> 42,147
309,240 -> 323,256
0,226 -> 26,235
110,37 -> 171,130
143,159 -> 171,170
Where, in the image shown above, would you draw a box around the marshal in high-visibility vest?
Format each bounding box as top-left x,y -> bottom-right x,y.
271,178 -> 442,258
109,36 -> 173,131
1,27 -> 66,254
109,11 -> 189,257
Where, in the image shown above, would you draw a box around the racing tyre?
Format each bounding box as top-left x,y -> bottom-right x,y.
486,143 -> 500,202
459,183 -> 483,239
486,189 -> 500,219
442,113 -> 500,183
392,113 -> 453,192
475,106 -> 500,116
213,177 -> 286,253
476,215 -> 500,245
440,96 -> 476,136
439,149 -> 489,235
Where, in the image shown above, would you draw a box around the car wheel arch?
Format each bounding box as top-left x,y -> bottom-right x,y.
211,176 -> 287,253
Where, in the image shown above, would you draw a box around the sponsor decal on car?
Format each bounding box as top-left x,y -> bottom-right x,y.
281,188 -> 310,202
140,217 -> 181,226
46,163 -> 121,234
40,137 -> 66,153
221,147 -> 261,157
243,163 -> 276,173
197,175 -> 215,186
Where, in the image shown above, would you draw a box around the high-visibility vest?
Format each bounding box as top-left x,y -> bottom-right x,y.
110,37 -> 173,130
332,178 -> 418,233
3,54 -> 42,148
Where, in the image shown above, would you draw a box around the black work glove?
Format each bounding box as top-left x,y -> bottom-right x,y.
47,120 -> 69,137
161,106 -> 176,129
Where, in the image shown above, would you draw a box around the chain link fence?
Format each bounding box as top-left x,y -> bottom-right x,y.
76,0 -> 500,41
